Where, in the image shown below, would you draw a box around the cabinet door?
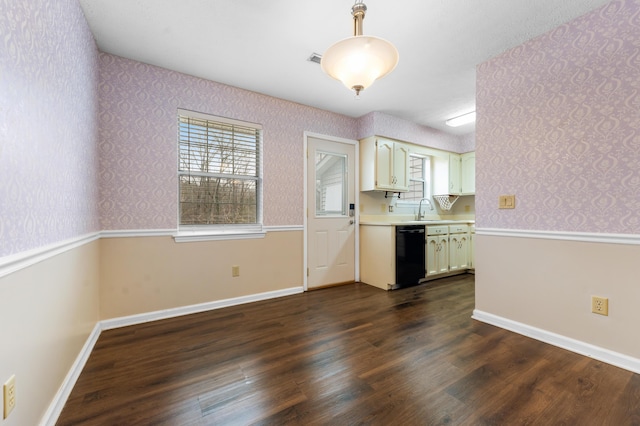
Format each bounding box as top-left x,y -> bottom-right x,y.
461,152 -> 475,194
461,234 -> 469,269
449,234 -> 461,271
450,233 -> 470,271
393,143 -> 410,191
469,232 -> 475,268
426,236 -> 440,276
449,154 -> 461,194
432,155 -> 449,195
436,236 -> 449,274
375,139 -> 394,190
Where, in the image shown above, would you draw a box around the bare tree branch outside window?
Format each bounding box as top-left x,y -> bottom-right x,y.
178,113 -> 261,226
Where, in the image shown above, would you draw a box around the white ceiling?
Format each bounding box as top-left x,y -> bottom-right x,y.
77,0 -> 612,135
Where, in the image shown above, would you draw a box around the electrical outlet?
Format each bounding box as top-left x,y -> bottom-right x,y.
232,265 -> 240,277
3,375 -> 15,419
388,205 -> 394,212
591,296 -> 609,316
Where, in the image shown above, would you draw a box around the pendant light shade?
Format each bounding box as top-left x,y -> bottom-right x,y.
321,2 -> 398,96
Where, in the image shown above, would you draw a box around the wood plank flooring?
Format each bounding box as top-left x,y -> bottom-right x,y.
57,275 -> 640,425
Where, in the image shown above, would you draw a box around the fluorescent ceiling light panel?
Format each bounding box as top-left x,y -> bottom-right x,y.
445,111 -> 476,127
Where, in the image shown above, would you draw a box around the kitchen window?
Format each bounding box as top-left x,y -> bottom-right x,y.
176,109 -> 263,241
399,154 -> 431,202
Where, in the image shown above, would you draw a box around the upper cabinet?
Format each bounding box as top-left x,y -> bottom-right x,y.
433,151 -> 475,195
360,137 -> 409,192
461,152 -> 475,194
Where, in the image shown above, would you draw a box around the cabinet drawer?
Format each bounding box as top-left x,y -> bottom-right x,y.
427,226 -> 449,235
449,224 -> 469,234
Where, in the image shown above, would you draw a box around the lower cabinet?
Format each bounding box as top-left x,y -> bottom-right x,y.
426,235 -> 449,276
360,223 -> 473,291
426,224 -> 470,279
449,231 -> 469,271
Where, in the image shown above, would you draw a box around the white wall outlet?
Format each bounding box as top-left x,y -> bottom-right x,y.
3,375 -> 15,419
591,296 -> 608,316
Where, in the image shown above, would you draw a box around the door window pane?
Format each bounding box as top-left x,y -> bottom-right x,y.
315,152 -> 347,216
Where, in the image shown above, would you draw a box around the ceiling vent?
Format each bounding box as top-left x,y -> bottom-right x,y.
307,53 -> 322,65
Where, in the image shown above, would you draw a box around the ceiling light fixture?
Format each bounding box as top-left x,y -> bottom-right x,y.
321,1 -> 399,98
445,111 -> 476,127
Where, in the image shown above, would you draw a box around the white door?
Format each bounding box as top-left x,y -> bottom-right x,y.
307,136 -> 356,289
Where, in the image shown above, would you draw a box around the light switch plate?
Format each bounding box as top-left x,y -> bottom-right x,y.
499,195 -> 515,209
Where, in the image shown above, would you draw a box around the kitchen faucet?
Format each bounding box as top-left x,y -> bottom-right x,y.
417,198 -> 433,220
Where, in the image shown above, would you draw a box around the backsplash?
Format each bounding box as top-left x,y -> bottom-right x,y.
0,0 -> 100,257
476,0 -> 640,234
360,191 -> 475,221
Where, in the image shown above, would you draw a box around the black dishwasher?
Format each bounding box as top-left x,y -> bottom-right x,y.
395,225 -> 426,288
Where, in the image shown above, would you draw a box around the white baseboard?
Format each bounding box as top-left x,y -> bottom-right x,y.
101,286 -> 304,330
39,323 -> 102,426
472,309 -> 640,374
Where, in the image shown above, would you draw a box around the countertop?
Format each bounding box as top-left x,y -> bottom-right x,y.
360,219 -> 475,226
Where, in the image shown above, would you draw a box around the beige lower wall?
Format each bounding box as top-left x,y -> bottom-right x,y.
99,231 -> 304,319
0,241 -> 100,426
476,234 -> 640,359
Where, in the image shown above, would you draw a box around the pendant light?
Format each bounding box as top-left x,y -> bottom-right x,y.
321,1 -> 399,97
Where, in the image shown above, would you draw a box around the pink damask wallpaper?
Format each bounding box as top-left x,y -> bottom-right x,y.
476,0 -> 640,233
0,0 -> 100,257
98,54 -> 360,229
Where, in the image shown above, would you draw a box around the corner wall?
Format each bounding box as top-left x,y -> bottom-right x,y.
0,1 -> 102,424
475,0 -> 640,361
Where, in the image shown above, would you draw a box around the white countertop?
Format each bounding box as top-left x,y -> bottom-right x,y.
360,219 -> 475,226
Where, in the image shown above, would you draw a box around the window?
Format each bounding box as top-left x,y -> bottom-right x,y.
401,155 -> 431,202
315,151 -> 347,216
178,109 -> 262,231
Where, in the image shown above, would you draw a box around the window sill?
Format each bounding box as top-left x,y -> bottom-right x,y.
173,228 -> 266,243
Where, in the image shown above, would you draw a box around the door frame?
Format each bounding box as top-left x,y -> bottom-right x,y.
303,131 -> 360,291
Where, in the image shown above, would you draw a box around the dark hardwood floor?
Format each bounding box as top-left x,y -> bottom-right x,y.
57,274 -> 640,425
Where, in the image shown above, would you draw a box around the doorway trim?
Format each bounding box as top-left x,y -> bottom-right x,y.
303,131 -> 360,291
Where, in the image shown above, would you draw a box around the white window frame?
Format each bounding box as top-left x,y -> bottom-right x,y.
174,108 -> 264,242
397,154 -> 431,205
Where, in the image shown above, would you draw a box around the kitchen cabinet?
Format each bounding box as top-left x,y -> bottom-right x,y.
426,226 -> 449,277
448,225 -> 469,271
426,224 -> 469,278
461,152 -> 475,194
360,221 -> 474,291
360,136 -> 409,192
449,153 -> 461,195
433,151 -> 475,195
360,224 -> 396,290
